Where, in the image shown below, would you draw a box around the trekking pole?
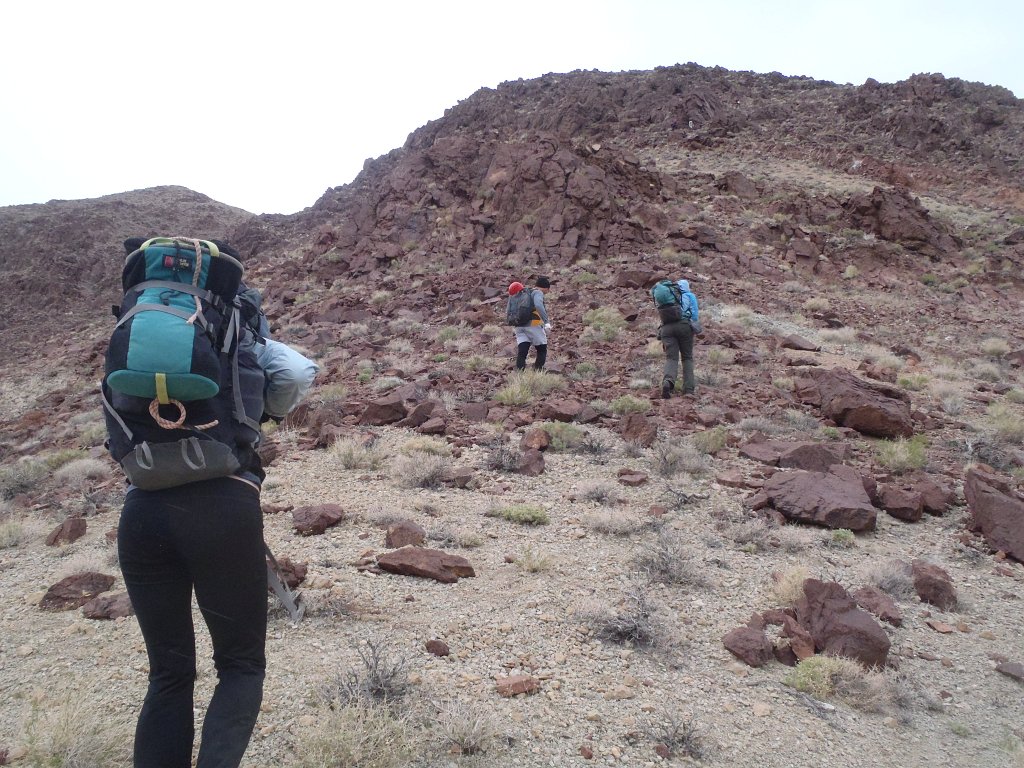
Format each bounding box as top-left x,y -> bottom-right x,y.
265,543 -> 305,623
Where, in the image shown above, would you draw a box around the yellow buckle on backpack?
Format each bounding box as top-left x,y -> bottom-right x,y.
154,373 -> 170,405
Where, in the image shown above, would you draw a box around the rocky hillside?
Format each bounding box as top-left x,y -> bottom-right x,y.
1,64 -> 1023,767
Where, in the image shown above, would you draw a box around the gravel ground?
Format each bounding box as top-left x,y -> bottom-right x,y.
1,422 -> 1023,767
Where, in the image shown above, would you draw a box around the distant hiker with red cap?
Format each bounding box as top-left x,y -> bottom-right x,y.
506,276 -> 552,371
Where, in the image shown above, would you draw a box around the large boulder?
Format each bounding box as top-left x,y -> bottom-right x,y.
738,440 -> 849,473
796,579 -> 891,668
795,367 -> 913,438
376,547 -> 475,583
762,467 -> 878,531
963,467 -> 1024,562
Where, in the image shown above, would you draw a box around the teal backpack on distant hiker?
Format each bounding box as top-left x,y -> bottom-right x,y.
102,237 -> 264,491
651,279 -> 692,324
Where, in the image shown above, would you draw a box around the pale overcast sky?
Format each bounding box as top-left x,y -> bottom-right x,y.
1,0 -> 1020,215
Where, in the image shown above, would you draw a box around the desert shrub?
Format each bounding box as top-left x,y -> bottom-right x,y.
577,482 -> 620,506
988,403 -> 1024,444
875,435 -> 928,473
465,354 -> 499,372
318,383 -> 350,404
705,347 -> 734,369
296,704 -> 415,768
827,529 -> 856,549
1005,388 -> 1024,404
435,701 -> 502,756
802,296 -> 830,312
980,336 -> 1011,359
369,289 -> 392,306
897,373 -> 929,391
609,395 -> 649,415
494,370 -> 565,406
484,439 -> 521,472
971,361 -> 1003,383
643,711 -> 705,761
437,324 -> 468,343
819,327 -> 859,345
572,271 -> 600,285
399,436 -> 451,457
486,504 -> 549,526
19,695 -> 132,768
736,416 -> 782,435
783,409 -> 820,432
634,529 -> 706,586
372,376 -> 404,392
53,458 -> 108,488
864,559 -> 915,600
43,449 -> 88,471
575,433 -> 611,456
331,438 -> 387,471
773,376 -> 795,392
516,546 -> 553,573
842,265 -> 860,279
392,453 -> 450,489
0,460 -> 48,500
315,640 -> 410,708
770,565 -> 811,606
583,511 -> 644,536
585,582 -> 662,648
572,361 -> 598,379
785,656 -> 893,712
0,519 -> 31,549
427,527 -> 483,549
583,307 -> 627,341
690,426 -> 729,455
538,422 -> 586,452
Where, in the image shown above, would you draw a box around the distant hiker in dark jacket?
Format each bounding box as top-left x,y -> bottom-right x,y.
512,276 -> 552,371
655,278 -> 700,398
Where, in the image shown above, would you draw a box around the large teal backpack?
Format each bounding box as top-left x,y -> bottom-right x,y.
651,280 -> 691,324
102,237 -> 264,490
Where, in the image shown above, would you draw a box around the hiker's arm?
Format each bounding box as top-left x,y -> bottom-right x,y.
534,291 -> 549,324
689,293 -> 699,322
257,339 -> 320,418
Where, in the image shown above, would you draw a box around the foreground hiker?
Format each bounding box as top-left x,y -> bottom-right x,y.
651,277 -> 700,398
507,275 -> 553,371
103,236 -> 313,768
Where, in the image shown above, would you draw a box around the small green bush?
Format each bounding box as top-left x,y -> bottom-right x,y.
989,403 -> 1024,444
690,426 -> 729,455
331,438 -> 387,471
0,460 -> 48,500
494,370 -> 566,406
583,307 -> 627,341
875,435 -> 928,473
609,395 -> 650,415
488,504 -> 549,525
539,422 -> 586,452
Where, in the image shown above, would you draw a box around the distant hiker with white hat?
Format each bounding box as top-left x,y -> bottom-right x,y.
506,276 -> 552,371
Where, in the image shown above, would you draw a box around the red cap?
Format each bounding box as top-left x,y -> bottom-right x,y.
508,281 -> 524,295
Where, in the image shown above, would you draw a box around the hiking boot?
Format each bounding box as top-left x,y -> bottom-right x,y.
661,380 -> 674,399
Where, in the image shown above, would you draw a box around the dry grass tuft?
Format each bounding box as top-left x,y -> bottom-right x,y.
296,703 -> 416,768
0,460 -> 48,500
434,700 -> 503,756
863,559 -> 915,600
331,437 -> 387,471
770,565 -> 811,607
634,529 -> 707,586
584,582 -> 663,648
53,458 -> 109,489
19,694 -> 132,768
315,640 -> 410,709
391,453 -> 451,489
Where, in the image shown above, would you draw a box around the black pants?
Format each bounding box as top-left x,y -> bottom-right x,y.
516,341 -> 548,371
118,477 -> 267,768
